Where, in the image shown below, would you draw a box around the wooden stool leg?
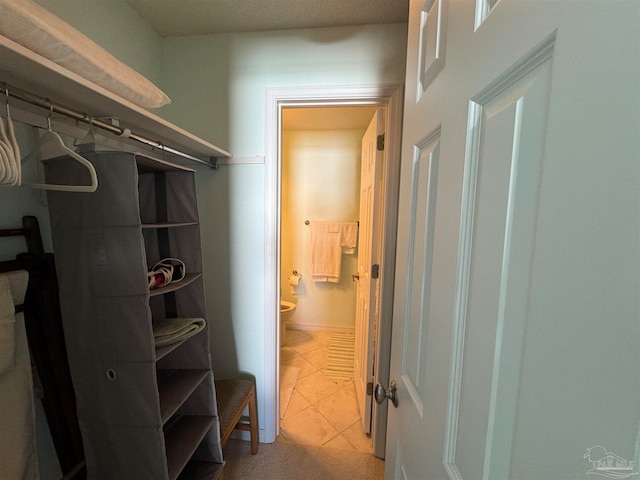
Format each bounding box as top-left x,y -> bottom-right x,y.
248,388 -> 258,455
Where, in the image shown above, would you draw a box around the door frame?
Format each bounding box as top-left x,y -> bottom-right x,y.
264,84 -> 403,456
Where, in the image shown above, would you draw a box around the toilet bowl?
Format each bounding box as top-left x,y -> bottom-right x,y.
280,301 -> 296,346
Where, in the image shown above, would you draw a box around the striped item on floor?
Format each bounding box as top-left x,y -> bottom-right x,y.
326,332 -> 355,380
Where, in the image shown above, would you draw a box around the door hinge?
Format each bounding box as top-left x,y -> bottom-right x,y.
367,381 -> 374,396
377,133 -> 385,151
371,264 -> 380,279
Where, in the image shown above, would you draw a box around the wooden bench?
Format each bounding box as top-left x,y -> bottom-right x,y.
214,379 -> 258,455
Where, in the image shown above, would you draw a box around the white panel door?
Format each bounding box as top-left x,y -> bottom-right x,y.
385,1 -> 639,479
355,109 -> 384,433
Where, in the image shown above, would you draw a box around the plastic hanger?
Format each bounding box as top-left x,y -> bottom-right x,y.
0,136 -> 10,184
0,130 -> 17,186
23,108 -> 98,193
5,93 -> 21,186
0,89 -> 18,186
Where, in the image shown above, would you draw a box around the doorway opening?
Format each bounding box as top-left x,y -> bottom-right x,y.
279,105 -> 378,452
264,85 -> 403,458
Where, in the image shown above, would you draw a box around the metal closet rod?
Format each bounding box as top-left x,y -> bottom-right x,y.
0,81 -> 218,168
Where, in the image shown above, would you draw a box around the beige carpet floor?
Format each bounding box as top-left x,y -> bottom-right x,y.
220,437 -> 385,480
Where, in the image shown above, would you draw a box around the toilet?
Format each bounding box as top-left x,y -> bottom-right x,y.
280,301 -> 296,346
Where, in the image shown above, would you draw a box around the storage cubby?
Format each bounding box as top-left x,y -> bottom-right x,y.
47,149 -> 224,480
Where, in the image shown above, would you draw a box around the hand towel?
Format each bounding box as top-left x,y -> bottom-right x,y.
152,317 -> 206,347
309,222 -> 342,283
340,222 -> 358,254
0,270 -> 39,480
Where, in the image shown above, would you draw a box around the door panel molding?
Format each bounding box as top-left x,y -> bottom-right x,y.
393,441 -> 409,480
417,0 -> 448,99
474,0 -> 501,30
402,127 -> 441,417
444,35 -> 555,480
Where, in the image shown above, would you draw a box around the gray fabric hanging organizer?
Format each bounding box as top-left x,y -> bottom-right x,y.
46,148 -> 223,480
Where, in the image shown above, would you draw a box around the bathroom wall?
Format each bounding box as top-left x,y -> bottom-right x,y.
281,128 -> 365,331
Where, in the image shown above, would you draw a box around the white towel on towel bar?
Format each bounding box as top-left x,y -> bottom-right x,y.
310,222 -> 342,282
309,221 -> 358,282
340,222 -> 358,254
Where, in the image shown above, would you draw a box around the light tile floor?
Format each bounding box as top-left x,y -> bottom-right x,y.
279,330 -> 373,454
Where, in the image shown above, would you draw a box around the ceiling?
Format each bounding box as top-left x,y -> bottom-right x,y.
126,0 -> 409,37
123,1 -> 403,129
283,106 -> 379,131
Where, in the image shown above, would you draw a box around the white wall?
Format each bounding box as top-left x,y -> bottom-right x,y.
160,23 -> 408,438
281,129 -> 364,330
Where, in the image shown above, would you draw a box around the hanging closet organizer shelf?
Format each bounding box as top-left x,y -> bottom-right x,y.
177,461 -> 224,480
155,339 -> 187,362
158,369 -> 211,423
150,272 -> 202,297
142,222 -> 199,229
164,415 -> 216,480
45,96 -> 223,480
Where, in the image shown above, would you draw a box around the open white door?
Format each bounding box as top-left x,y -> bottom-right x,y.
384,1 -> 639,478
354,109 -> 384,434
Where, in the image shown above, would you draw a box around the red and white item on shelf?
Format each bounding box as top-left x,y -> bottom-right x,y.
147,258 -> 186,290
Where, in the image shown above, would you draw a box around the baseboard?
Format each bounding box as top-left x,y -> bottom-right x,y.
286,323 -> 355,334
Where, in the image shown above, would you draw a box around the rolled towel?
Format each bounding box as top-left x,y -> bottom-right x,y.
152,317 -> 206,347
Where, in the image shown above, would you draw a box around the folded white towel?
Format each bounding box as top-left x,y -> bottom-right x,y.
340,222 -> 358,254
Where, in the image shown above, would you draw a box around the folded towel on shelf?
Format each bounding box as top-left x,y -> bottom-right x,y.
152,317 -> 206,347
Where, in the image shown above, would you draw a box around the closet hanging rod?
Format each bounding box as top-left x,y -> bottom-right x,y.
0,81 -> 218,168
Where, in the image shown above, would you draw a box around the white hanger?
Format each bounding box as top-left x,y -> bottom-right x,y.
0,123 -> 18,186
5,96 -> 21,186
0,136 -> 11,184
0,90 -> 18,186
23,109 -> 98,193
